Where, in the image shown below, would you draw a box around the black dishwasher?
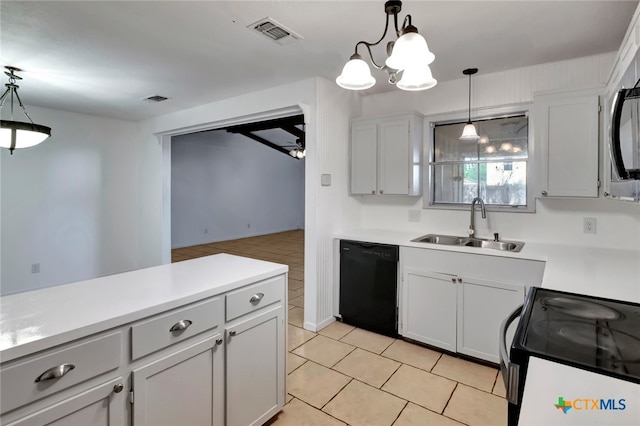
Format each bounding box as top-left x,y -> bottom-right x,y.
339,240 -> 399,337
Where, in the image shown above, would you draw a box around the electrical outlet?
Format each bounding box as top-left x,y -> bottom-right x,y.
408,209 -> 421,222
204,228 -> 208,234
31,263 -> 40,274
583,217 -> 597,234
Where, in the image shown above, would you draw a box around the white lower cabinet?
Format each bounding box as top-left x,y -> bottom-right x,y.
4,378 -> 125,426
400,247 -> 544,364
226,306 -> 285,426
132,335 -> 224,426
402,270 -> 457,353
456,277 -> 525,363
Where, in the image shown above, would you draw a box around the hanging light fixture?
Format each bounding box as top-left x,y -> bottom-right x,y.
0,66 -> 51,155
288,140 -> 306,159
459,68 -> 479,141
336,0 -> 436,91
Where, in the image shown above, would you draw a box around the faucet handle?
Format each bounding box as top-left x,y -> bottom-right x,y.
493,233 -> 500,241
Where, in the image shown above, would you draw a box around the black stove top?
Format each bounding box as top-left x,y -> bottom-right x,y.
515,287 -> 640,382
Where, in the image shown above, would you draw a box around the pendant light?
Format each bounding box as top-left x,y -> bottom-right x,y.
336,1 -> 437,92
460,68 -> 479,141
0,66 -> 51,155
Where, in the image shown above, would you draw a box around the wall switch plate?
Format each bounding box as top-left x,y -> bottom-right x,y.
408,209 -> 421,222
321,174 -> 331,186
583,217 -> 597,234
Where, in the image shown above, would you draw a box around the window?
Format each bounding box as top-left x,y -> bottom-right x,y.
428,113 -> 530,210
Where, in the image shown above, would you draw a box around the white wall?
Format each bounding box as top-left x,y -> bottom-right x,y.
357,53 -> 640,250
0,106 -> 144,295
170,130 -> 305,248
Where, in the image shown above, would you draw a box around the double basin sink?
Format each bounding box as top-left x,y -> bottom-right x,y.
411,234 -> 525,252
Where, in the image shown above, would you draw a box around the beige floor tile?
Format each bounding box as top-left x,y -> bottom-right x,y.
288,324 -> 316,351
340,328 -> 395,354
287,361 -> 351,409
289,295 -> 305,308
444,384 -> 507,426
288,288 -> 303,300
268,398 -> 346,426
333,348 -> 400,388
431,355 -> 498,392
382,364 -> 456,413
319,321 -> 356,340
286,394 -> 293,404
287,352 -> 307,374
288,307 -> 304,327
493,372 -> 506,398
382,339 -> 442,372
292,335 -> 355,367
289,279 -> 304,291
323,380 -> 406,426
394,403 -> 465,426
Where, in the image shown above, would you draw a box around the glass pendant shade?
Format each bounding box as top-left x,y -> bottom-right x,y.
460,123 -> 480,140
385,31 -> 435,71
396,64 -> 437,91
0,120 -> 51,150
336,55 -> 376,90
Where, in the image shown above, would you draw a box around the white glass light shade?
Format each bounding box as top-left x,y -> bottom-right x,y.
336,57 -> 376,90
396,65 -> 437,91
459,123 -> 480,140
485,145 -> 496,153
500,142 -> 513,151
385,32 -> 435,71
0,121 -> 51,151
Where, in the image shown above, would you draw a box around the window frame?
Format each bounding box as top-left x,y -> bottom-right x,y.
423,104 -> 536,213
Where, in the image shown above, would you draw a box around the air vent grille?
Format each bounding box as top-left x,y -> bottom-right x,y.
142,95 -> 169,103
248,18 -> 302,46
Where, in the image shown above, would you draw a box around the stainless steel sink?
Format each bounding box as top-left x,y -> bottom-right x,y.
411,234 -> 525,252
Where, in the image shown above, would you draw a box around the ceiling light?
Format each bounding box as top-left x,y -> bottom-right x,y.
0,67 -> 51,155
336,0 -> 436,92
459,68 -> 479,141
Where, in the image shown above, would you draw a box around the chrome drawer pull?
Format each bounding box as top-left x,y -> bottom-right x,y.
169,319 -> 192,332
35,363 -> 75,383
249,293 -> 264,305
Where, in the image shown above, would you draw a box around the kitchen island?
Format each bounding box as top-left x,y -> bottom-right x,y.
0,254 -> 288,426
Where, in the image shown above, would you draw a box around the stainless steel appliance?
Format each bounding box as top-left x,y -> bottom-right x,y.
339,240 -> 399,337
500,287 -> 640,425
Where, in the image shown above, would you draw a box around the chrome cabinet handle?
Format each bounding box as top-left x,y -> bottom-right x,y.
35,363 -> 75,383
371,190 -> 375,194
451,277 -> 456,283
249,293 -> 264,305
169,319 -> 192,332
541,190 -> 548,196
229,330 -> 237,337
457,278 -> 462,283
216,338 -> 223,345
380,190 -> 384,194
113,383 -> 124,394
499,305 -> 523,405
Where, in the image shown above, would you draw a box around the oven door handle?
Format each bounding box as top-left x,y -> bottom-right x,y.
500,304 -> 523,405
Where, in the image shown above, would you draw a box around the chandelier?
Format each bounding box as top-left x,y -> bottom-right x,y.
336,0 -> 436,91
0,66 -> 51,155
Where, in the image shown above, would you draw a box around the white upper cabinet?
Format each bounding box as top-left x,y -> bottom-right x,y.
350,114 -> 423,196
535,89 -> 600,197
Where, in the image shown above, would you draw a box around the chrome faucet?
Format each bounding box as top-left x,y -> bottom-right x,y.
468,197 -> 486,237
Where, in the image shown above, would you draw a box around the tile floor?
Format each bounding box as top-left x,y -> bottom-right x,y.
172,230 -> 508,426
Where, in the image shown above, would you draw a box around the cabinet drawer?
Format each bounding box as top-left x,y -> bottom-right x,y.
0,332 -> 122,414
131,297 -> 222,360
226,276 -> 284,321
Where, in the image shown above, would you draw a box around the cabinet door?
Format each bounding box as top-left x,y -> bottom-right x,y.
132,335 -> 224,426
457,277 -> 524,363
226,305 -> 285,426
378,118 -> 411,195
350,121 -> 378,195
5,377 -> 125,426
536,92 -> 600,197
401,270 -> 457,352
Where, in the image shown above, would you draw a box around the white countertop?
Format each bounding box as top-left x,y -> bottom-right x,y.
335,229 -> 640,303
0,254 -> 288,363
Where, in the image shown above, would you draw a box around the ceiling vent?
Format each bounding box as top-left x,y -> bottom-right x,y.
248,18 -> 302,46
142,95 -> 170,103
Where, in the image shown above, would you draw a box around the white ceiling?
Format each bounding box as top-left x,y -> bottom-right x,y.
1,1 -> 637,121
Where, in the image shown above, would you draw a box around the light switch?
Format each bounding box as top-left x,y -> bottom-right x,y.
321,174 -> 331,186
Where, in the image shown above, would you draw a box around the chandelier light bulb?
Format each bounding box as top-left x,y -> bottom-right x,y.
336,54 -> 376,90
